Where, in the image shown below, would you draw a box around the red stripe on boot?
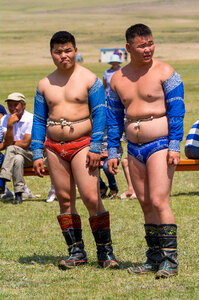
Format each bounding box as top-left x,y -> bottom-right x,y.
57,214 -> 81,231
89,211 -> 110,232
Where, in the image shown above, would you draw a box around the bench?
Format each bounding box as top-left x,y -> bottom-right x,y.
175,159 -> 199,171
21,159 -> 199,176
23,167 -> 49,176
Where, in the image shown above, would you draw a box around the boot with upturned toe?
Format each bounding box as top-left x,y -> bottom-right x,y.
13,192 -> 22,204
57,213 -> 88,270
155,224 -> 178,279
128,224 -> 161,275
89,211 -> 119,269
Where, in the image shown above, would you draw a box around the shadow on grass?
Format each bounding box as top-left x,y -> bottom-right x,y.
19,254 -> 65,266
18,254 -> 140,270
172,191 -> 199,197
0,198 -> 50,204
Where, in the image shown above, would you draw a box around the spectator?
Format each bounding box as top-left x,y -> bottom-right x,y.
119,157 -> 136,199
103,54 -> 122,98
0,92 -> 33,204
43,157 -> 56,203
100,128 -> 123,199
0,105 -> 14,200
185,119 -> 199,158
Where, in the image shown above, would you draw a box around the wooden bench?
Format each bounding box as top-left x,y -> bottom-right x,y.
175,159 -> 199,171
21,159 -> 199,176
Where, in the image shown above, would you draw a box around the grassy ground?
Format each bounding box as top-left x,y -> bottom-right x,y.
0,0 -> 199,299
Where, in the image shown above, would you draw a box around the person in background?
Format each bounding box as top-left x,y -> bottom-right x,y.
0,104 -> 7,166
119,157 -> 137,199
100,55 -> 122,199
43,156 -> 57,203
0,104 -> 13,200
31,31 -> 119,270
103,54 -> 122,97
0,103 -> 35,201
0,92 -> 33,204
100,128 -> 123,199
106,24 -> 185,279
184,119 -> 199,158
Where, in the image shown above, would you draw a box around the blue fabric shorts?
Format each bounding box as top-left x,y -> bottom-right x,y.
127,137 -> 169,164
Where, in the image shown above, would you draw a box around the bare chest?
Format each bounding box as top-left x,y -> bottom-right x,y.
44,82 -> 88,108
117,74 -> 164,106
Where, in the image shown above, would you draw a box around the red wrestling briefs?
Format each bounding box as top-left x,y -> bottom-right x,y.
45,136 -> 91,161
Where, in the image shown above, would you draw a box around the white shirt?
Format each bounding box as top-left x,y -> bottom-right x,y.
2,110 -> 33,142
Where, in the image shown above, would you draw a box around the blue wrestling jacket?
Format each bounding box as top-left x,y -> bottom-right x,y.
31,77 -> 106,160
106,71 -> 185,159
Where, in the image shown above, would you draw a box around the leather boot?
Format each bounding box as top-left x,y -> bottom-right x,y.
128,224 -> 161,274
89,211 -> 119,269
57,213 -> 88,270
156,224 -> 178,279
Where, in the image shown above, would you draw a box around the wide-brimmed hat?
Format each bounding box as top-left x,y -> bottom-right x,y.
108,54 -> 122,64
5,92 -> 26,103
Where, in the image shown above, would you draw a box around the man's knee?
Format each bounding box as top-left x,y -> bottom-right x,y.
5,145 -> 16,155
14,154 -> 24,168
82,192 -> 99,209
151,194 -> 169,212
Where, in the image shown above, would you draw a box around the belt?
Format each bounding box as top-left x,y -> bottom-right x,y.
126,114 -> 166,129
47,116 -> 91,129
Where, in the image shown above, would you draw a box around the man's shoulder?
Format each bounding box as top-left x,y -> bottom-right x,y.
110,68 -> 123,90
24,110 -> 33,117
153,59 -> 174,82
79,65 -> 97,82
37,73 -> 54,94
21,110 -> 33,123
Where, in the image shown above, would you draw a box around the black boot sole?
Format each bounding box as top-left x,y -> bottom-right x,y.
155,269 -> 178,279
58,259 -> 88,270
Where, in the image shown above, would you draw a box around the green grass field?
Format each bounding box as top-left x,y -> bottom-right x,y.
0,0 -> 199,299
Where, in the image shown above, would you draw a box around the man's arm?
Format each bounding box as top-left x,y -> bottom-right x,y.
31,88 -> 48,177
163,71 -> 185,165
0,125 -> 5,151
87,77 -> 106,171
106,88 -> 125,174
4,113 -> 18,147
14,134 -> 31,149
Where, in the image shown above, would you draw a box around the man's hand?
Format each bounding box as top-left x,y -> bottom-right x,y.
33,158 -> 45,177
107,158 -> 118,175
167,151 -> 180,166
7,113 -> 19,127
86,151 -> 101,172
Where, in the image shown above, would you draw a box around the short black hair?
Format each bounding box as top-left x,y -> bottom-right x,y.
50,31 -> 76,51
126,24 -> 152,43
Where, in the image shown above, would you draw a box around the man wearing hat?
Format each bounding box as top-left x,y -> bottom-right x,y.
99,54 -> 122,200
0,92 -> 33,204
103,54 -> 122,98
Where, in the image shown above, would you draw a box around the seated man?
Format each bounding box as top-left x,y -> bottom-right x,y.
185,119 -> 199,159
0,104 -> 7,166
0,92 -> 33,204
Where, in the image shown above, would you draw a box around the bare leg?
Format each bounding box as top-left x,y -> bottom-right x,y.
119,157 -> 136,199
71,147 -> 105,216
146,149 -> 175,224
128,154 -> 159,224
46,149 -> 77,214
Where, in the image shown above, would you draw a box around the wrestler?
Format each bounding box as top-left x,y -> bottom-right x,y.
106,24 -> 185,279
31,31 -> 119,270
